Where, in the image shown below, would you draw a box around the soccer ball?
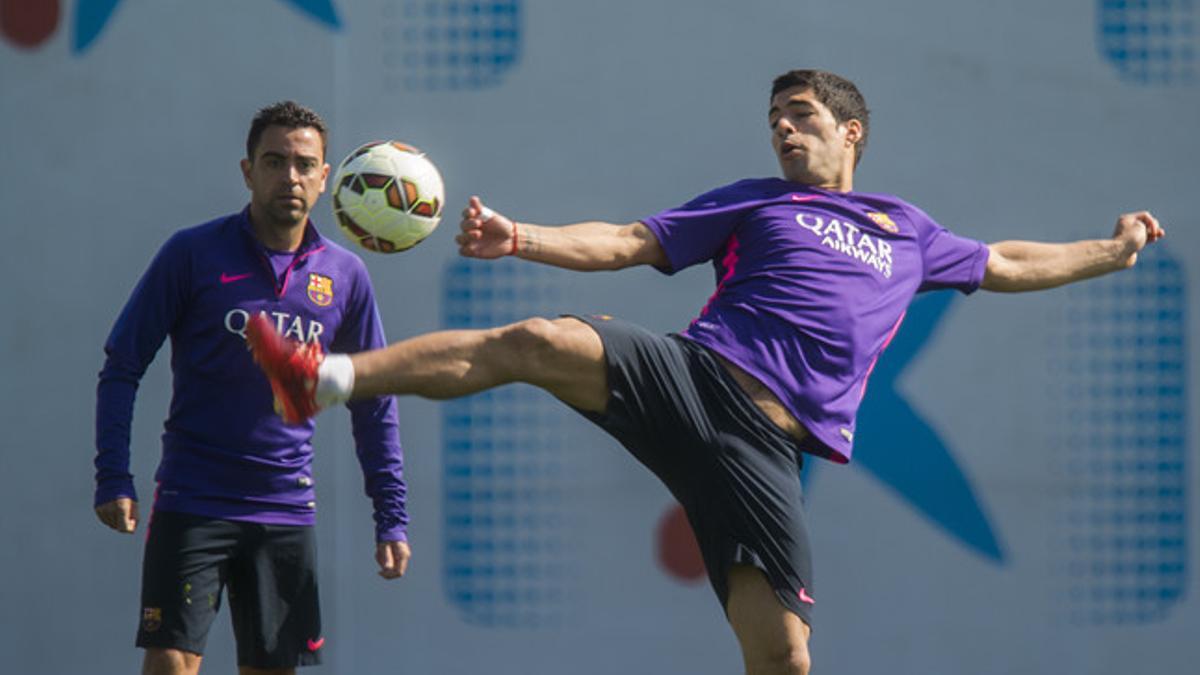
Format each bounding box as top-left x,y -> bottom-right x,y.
331,141 -> 444,253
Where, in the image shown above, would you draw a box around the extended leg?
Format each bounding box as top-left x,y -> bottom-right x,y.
247,314 -> 610,421
726,565 -> 812,675
351,316 -> 608,410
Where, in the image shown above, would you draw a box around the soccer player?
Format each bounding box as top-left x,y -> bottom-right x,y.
94,101 -> 411,675
245,71 -> 1164,675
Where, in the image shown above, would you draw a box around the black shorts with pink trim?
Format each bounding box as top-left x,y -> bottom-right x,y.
567,314 -> 816,628
136,510 -> 323,668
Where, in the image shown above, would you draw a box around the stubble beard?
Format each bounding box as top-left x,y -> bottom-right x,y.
266,199 -> 309,229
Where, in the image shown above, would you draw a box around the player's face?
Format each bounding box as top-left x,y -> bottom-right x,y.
769,87 -> 861,189
241,125 -> 329,228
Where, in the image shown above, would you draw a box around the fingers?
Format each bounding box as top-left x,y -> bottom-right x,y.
394,543 -> 410,577
460,195 -> 487,222
376,541 -> 411,580
1139,211 -> 1165,243
95,498 -> 138,534
1115,211 -> 1166,254
1125,211 -> 1164,240
455,196 -> 515,259
94,504 -> 112,529
125,500 -> 140,533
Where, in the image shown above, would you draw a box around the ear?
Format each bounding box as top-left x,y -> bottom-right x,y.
318,162 -> 330,194
842,119 -> 864,148
240,158 -> 253,190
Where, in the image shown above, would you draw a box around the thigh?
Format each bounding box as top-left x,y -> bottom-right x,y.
685,427 -> 815,630
137,511 -> 239,655
227,524 -> 322,669
564,316 -> 715,482
517,316 -> 608,412
726,564 -> 811,674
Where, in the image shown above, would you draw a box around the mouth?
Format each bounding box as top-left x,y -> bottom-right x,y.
779,141 -> 804,159
277,196 -> 305,207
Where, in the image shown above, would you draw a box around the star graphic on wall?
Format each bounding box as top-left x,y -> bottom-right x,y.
810,291 -> 1006,562
73,0 -> 341,53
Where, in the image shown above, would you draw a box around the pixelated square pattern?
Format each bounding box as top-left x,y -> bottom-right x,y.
441,259 -> 571,626
382,0 -> 521,91
1099,0 -> 1198,84
1054,249 -> 1188,625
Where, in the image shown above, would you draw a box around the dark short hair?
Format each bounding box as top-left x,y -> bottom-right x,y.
771,70 -> 870,166
246,101 -> 328,161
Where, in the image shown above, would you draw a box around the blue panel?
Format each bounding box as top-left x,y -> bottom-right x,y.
1097,0 -> 1198,84
388,1 -> 523,91
440,259 -> 569,627
1057,247 -> 1189,624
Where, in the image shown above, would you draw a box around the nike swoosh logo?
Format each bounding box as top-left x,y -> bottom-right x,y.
791,194 -> 819,202
220,272 -> 254,284
307,637 -> 325,651
798,588 -> 815,605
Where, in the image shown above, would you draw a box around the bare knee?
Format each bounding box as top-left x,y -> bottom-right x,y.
745,641 -> 811,675
493,317 -> 606,409
498,317 -> 560,357
143,648 -> 202,675
726,565 -> 812,675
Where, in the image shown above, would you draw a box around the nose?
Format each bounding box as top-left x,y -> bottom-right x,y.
286,162 -> 302,184
774,116 -> 796,137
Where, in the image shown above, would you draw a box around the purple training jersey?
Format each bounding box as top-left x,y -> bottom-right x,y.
95,208 -> 408,541
641,178 -> 988,463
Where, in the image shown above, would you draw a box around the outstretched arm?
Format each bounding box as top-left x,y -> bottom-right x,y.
981,211 -> 1165,292
455,196 -> 669,270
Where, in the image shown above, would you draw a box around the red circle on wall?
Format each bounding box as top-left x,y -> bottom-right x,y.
0,0 -> 60,49
656,503 -> 706,583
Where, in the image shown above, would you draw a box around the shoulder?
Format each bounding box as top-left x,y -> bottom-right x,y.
156,213 -> 239,259
681,177 -> 792,208
851,192 -> 942,235
713,177 -> 792,200
847,190 -> 917,212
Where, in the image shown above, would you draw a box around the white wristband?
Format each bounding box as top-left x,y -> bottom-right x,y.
316,354 -> 355,407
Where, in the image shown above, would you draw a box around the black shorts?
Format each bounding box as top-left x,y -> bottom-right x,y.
136,510 -> 323,668
570,315 -> 815,628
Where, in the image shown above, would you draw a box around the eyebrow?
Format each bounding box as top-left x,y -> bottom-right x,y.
259,150 -> 320,163
768,100 -> 815,117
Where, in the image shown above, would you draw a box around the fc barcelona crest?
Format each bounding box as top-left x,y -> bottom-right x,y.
307,273 -> 333,307
866,211 -> 899,234
142,607 -> 163,632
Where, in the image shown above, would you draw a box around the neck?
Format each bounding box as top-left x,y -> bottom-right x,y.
823,165 -> 855,192
784,164 -> 855,193
248,206 -> 307,252
827,175 -> 854,192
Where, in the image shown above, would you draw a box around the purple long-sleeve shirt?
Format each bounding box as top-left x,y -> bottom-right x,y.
642,179 -> 989,464
95,208 -> 408,542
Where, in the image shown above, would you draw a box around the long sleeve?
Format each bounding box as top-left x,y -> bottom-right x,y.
333,270 -> 408,542
94,233 -> 189,506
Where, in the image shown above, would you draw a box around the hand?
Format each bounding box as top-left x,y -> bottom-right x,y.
376,540 -> 411,579
95,497 -> 138,533
1112,211 -> 1165,268
456,195 -> 517,259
